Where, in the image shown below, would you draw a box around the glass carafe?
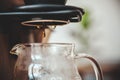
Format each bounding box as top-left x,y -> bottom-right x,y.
10,43 -> 103,80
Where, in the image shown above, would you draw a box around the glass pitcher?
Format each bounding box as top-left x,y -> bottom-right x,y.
10,43 -> 103,80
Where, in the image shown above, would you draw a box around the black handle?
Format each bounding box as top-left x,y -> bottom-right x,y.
24,0 -> 67,5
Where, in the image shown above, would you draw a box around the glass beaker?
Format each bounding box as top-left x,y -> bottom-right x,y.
10,43 -> 103,80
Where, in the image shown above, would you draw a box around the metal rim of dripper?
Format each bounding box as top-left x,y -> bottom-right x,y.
21,19 -> 70,27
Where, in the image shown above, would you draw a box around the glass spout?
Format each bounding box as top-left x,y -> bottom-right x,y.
10,44 -> 25,55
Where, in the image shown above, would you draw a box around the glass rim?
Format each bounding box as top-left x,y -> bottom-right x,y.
18,43 -> 75,46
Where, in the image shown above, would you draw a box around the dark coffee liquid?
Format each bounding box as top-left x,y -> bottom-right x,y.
14,70 -> 28,80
